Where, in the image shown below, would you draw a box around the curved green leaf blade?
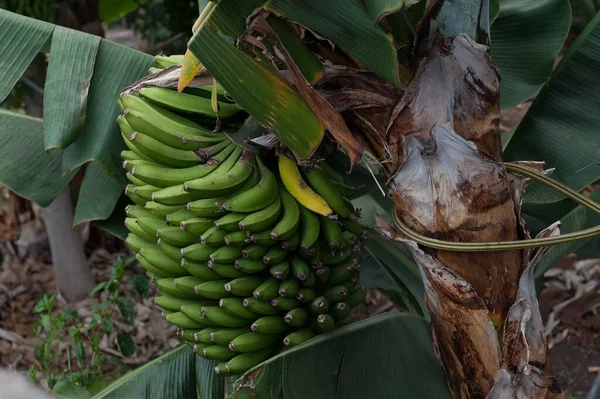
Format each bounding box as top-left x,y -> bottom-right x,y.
73,163 -> 123,226
491,0 -> 571,109
92,345 -> 196,399
0,110 -> 75,206
94,195 -> 129,240
44,26 -> 101,150
195,356 -> 225,398
0,10 -> 54,103
233,313 -> 451,399
265,0 -> 401,86
533,189 -> 600,279
364,0 -> 421,24
503,12 -> 600,203
98,0 -> 144,23
189,1 -> 324,159
62,40 -> 153,182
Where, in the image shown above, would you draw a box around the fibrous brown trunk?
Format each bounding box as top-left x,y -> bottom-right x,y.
379,28 -> 563,398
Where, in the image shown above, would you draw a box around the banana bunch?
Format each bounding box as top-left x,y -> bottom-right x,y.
119,56 -> 367,376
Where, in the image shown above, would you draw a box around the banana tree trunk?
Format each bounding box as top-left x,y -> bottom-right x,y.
378,27 -> 563,398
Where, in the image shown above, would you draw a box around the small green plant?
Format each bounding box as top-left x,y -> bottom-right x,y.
29,256 -> 149,391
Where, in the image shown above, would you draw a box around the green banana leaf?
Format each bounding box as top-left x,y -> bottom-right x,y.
0,109 -> 75,207
232,313 -> 451,399
97,0 -> 144,23
73,163 -> 124,227
94,195 -> 130,240
361,233 -> 427,316
491,0 -> 571,109
0,10 -> 53,102
188,0 -> 325,160
61,39 -> 153,181
92,345 -> 197,399
504,12 -> 600,203
363,0 -> 422,25
195,357 -> 225,398
265,0 -> 401,86
534,189 -> 600,279
44,26 -> 101,150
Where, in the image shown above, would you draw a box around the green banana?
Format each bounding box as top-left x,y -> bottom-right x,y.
222,157 -> 278,212
315,266 -> 330,284
218,298 -> 260,320
139,87 -> 241,119
284,308 -> 308,327
290,257 -> 310,281
320,245 -> 354,265
234,259 -> 267,274
195,327 -> 221,344
181,258 -> 222,280
340,216 -> 364,236
278,276 -> 300,298
224,230 -> 250,247
181,243 -> 214,262
241,244 -> 271,260
298,205 -> 320,251
271,296 -> 299,311
342,275 -> 359,291
180,329 -> 201,342
318,162 -> 344,183
251,316 -> 289,334
222,348 -> 272,375
136,253 -> 186,277
243,297 -> 280,315
201,306 -> 249,328
210,246 -> 243,263
202,345 -> 237,361
319,216 -> 343,254
136,216 -> 167,237
180,305 -> 217,326
121,95 -> 225,145
125,233 -> 155,253
304,167 -> 349,217
154,295 -> 210,312
145,201 -> 182,217
345,287 -> 367,308
312,314 -> 335,332
166,208 -> 198,224
270,188 -> 299,240
125,204 -> 156,219
323,285 -> 349,303
154,54 -> 184,68
328,257 -> 360,287
127,184 -> 159,202
210,263 -> 246,279
214,212 -> 247,231
174,276 -> 205,296
283,328 -> 313,348
165,312 -> 207,329
303,270 -> 317,288
123,130 -> 204,168
180,217 -> 215,236
252,277 -> 279,301
125,187 -> 146,206
186,152 -> 255,196
281,230 -> 301,252
310,296 -> 329,315
155,278 -> 198,299
126,172 -> 147,187
333,302 -> 351,320
194,280 -> 230,299
248,229 -> 274,246
262,247 -> 287,264
157,226 -> 198,247
200,226 -> 228,245
238,196 -> 281,233
296,287 -> 317,304
121,150 -> 149,162
126,143 -> 236,187
269,260 -> 290,280
139,247 -> 182,275
224,275 -> 264,296
209,327 -> 252,345
332,181 -> 359,197
228,332 -> 279,352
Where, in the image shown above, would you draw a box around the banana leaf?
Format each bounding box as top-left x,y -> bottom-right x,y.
232,313 -> 451,398
73,163 -> 124,227
0,109 -> 75,207
364,0 -> 422,24
491,0 -> 571,109
504,12 -> 600,203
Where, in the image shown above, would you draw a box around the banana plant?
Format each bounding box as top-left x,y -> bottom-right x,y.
1,0 -> 600,397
